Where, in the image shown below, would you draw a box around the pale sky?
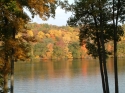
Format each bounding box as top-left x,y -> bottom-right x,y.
30,0 -> 74,26
31,8 -> 72,26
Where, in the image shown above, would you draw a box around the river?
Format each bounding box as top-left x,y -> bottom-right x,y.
13,58 -> 125,93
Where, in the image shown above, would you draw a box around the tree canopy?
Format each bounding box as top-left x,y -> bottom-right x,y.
64,0 -> 125,93
0,0 -> 57,92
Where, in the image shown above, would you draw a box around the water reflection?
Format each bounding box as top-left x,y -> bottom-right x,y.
14,58 -> 125,93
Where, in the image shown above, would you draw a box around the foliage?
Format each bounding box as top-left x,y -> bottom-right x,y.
0,0 -> 57,92
34,43 -> 48,58
79,25 -> 123,58
52,45 -> 65,59
21,23 -> 125,60
61,0 -> 125,93
65,0 -> 124,58
68,42 -> 81,58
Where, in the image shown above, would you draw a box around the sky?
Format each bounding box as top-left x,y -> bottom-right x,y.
31,8 -> 72,26
29,0 -> 74,26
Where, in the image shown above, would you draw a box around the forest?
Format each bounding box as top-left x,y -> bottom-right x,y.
0,0 -> 125,93
16,23 -> 125,60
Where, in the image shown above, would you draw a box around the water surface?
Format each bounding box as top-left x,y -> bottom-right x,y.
14,58 -> 125,93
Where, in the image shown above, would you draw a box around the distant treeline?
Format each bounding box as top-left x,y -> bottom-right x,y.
16,23 -> 125,60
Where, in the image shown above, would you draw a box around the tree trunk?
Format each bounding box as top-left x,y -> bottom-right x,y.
10,49 -> 14,93
3,73 -> 8,93
100,17 -> 109,93
93,16 -> 106,93
10,28 -> 16,93
98,1 -> 110,92
113,0 -> 119,92
3,54 -> 10,93
96,31 -> 106,93
113,23 -> 118,93
114,35 -> 118,93
3,62 -> 8,93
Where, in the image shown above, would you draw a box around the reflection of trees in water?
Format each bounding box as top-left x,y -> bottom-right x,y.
14,58 -> 125,80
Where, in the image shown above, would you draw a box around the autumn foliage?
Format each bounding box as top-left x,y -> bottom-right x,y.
16,23 -> 125,60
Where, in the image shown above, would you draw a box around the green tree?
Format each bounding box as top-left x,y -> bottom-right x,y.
112,1 -> 125,93
34,43 -> 48,58
52,45 -> 65,59
64,0 -> 124,93
68,42 -> 81,58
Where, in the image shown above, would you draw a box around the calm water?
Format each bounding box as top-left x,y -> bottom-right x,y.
13,58 -> 125,93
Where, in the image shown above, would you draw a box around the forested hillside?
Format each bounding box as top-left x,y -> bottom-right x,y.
16,23 -> 125,60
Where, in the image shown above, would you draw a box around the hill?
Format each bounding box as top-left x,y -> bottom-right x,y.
16,23 -> 125,60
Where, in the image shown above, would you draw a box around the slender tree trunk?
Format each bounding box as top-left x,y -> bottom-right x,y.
3,54 -> 10,93
100,15 -> 109,93
113,0 -> 119,93
2,15 -> 9,93
3,73 -> 8,93
103,59 -> 109,93
3,60 -> 8,93
100,27 -> 110,93
96,35 -> 106,93
10,28 -> 16,93
10,52 -> 14,93
114,32 -> 118,93
113,22 -> 119,93
98,1 -> 110,92
92,12 -> 106,92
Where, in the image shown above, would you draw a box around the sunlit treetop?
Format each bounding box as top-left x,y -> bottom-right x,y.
21,0 -> 56,20
0,0 -> 57,19
0,0 -> 58,61
0,0 -> 58,38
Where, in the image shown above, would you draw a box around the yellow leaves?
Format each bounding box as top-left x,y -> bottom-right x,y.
35,55 -> 40,59
0,59 -> 4,70
47,43 -> 53,52
48,28 -> 79,44
13,18 -> 27,32
3,38 -> 30,60
45,33 -> 50,38
49,29 -> 55,34
14,47 -> 26,60
67,26 -> 74,32
4,39 -> 17,51
121,36 -> 125,41
15,32 -> 22,38
27,0 -> 56,20
63,34 -> 71,44
37,31 -> 45,39
49,29 -> 62,38
27,30 -> 34,37
70,32 -> 79,42
66,52 -> 73,59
